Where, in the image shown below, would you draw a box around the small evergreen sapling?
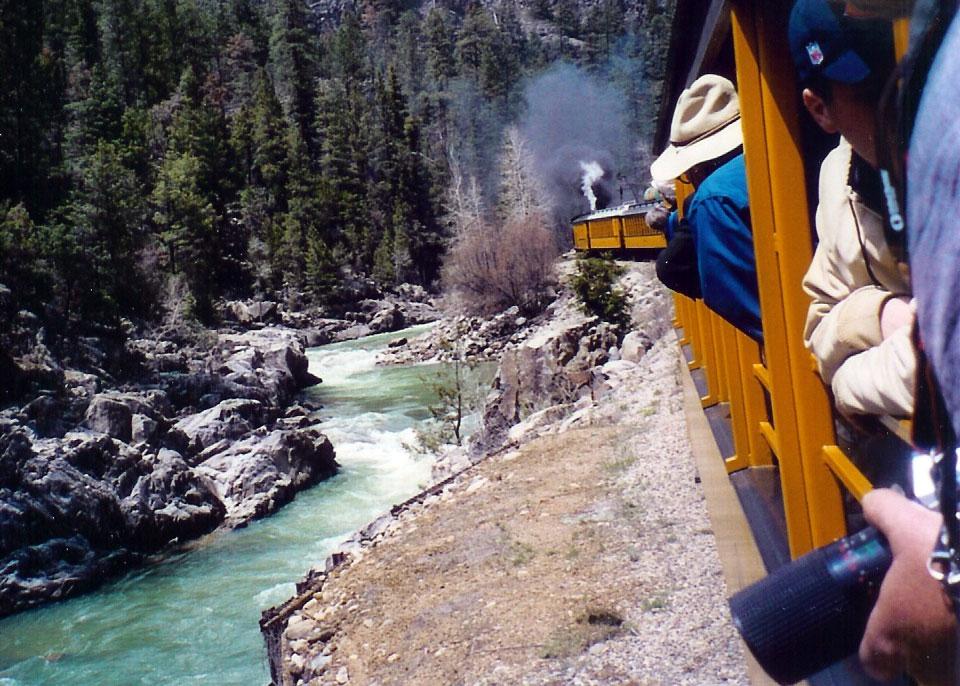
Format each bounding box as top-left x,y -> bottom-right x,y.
569,253 -> 631,331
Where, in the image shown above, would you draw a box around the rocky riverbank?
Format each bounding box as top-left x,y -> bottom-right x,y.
0,284 -> 439,618
261,260 -> 750,685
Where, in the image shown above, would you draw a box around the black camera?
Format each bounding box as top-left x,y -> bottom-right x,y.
728,526 -> 892,684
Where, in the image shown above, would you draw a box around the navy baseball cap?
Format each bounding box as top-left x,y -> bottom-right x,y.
789,0 -> 893,85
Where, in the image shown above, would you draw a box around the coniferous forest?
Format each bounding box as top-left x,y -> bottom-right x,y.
0,0 -> 672,338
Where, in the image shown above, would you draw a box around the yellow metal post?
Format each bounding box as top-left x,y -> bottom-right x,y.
738,335 -> 773,467
733,0 -> 847,554
674,294 -> 688,337
681,296 -> 704,369
697,301 -> 721,407
893,18 -> 910,59
733,2 -> 812,555
711,312 -> 731,403
721,319 -> 753,472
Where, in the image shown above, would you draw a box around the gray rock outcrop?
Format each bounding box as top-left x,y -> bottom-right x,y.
0,326 -> 338,618
83,396 -> 134,442
195,428 -> 337,524
0,427 -> 225,616
478,309 -> 618,453
173,398 -> 270,458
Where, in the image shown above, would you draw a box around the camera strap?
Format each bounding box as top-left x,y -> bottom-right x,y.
876,0 -> 957,260
913,332 -> 960,610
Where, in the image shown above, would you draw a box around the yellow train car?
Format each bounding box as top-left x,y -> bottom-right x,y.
571,201 -> 666,252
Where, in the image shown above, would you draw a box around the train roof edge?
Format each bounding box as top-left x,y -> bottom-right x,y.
571,200 -> 660,223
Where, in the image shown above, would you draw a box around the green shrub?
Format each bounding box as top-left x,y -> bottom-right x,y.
569,253 -> 630,329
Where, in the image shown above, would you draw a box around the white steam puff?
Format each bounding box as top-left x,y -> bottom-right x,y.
580,160 -> 604,211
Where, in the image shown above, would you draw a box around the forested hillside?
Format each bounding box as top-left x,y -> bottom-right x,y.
0,0 -> 672,338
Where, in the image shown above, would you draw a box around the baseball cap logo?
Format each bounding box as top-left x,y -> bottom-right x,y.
806,41 -> 825,65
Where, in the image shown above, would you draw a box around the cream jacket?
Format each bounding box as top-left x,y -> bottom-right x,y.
802,139 -> 915,417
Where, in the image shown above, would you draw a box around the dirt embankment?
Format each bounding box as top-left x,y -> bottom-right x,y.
263,262 -> 752,685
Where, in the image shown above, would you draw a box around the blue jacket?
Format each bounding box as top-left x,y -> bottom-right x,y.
687,154 -> 762,341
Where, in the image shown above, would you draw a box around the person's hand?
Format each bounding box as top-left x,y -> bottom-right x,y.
859,488 -> 957,685
880,296 -> 914,339
646,205 -> 670,233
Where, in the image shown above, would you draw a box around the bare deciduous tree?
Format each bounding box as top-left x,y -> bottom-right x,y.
444,154 -> 485,236
496,126 -> 546,222
442,212 -> 558,316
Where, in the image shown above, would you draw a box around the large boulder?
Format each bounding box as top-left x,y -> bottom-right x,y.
6,434 -> 133,555
83,395 -> 134,442
12,342 -> 64,398
398,301 -> 439,326
368,304 -> 405,333
478,312 -> 615,452
620,330 -> 652,363
195,428 -> 337,525
18,394 -> 75,438
119,449 -> 225,550
0,536 -> 130,616
172,398 -> 270,459
0,430 -> 227,616
226,300 -> 280,326
0,425 -> 31,489
217,329 -> 321,406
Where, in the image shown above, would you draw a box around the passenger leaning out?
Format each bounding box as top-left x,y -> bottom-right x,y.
651,75 -> 762,342
789,0 -> 915,418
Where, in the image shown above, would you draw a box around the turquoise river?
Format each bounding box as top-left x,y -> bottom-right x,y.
0,325 -> 484,685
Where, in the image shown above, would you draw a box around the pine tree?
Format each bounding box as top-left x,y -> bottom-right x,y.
62,0 -> 101,67
150,152 -> 218,322
0,203 -> 51,323
63,64 -> 125,174
68,140 -> 147,320
455,5 -> 494,84
393,11 -> 425,103
305,234 -> 340,301
316,78 -> 371,273
222,32 -> 262,117
97,0 -> 146,101
279,128 -> 324,289
584,0 -> 625,65
369,66 -> 406,219
554,0 -> 581,43
423,8 -> 455,88
326,9 -> 369,87
398,115 -> 443,285
234,68 -> 290,290
168,65 -> 240,292
249,69 -> 288,198
372,226 -> 396,285
455,5 -> 521,102
268,0 -> 317,147
390,204 -> 413,283
171,67 -> 236,193
0,1 -> 62,212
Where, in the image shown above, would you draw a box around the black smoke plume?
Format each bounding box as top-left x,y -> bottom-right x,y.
519,63 -> 635,229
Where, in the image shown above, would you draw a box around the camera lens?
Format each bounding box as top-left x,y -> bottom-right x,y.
729,527 -> 892,684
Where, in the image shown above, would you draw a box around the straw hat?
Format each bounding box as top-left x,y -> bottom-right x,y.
650,75 -> 743,183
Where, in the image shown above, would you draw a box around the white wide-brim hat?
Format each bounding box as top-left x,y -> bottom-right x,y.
650,74 -> 744,183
